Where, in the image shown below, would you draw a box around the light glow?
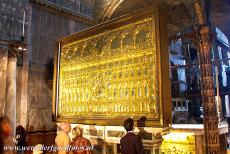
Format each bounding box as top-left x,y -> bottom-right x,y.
18,47 -> 23,50
161,132 -> 196,153
172,124 -> 203,129
163,132 -> 194,141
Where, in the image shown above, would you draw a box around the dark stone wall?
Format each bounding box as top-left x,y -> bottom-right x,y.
30,6 -> 70,64
0,0 -> 27,40
0,0 -> 28,128
0,0 -> 93,130
28,5 -> 90,130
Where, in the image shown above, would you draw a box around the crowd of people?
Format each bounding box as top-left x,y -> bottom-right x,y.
55,118 -> 144,154
55,122 -> 92,154
0,117 -> 144,154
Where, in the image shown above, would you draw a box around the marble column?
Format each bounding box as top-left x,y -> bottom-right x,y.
19,5 -> 32,129
19,49 -> 29,128
0,45 -> 8,116
5,56 -> 17,136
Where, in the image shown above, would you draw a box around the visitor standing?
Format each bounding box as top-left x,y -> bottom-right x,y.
55,122 -> 71,154
120,118 -> 144,154
15,125 -> 27,154
70,126 -> 92,154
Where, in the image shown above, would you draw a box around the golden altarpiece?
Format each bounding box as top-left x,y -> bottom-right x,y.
53,6 -> 171,154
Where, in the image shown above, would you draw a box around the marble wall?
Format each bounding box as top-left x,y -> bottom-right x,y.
0,0 -> 28,130
5,57 -> 17,136
27,5 -> 90,130
0,0 -> 93,131
0,46 -> 18,135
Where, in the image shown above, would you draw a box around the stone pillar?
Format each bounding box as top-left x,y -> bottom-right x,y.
5,56 -> 17,136
19,48 -> 29,128
102,144 -> 106,154
0,45 -> 8,115
199,26 -> 220,153
19,5 -> 32,129
113,144 -> 117,154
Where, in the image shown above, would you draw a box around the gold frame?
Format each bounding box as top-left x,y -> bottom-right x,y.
52,6 -> 171,127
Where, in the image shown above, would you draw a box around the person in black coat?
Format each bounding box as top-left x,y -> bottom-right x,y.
16,125 -> 27,154
120,118 -> 144,154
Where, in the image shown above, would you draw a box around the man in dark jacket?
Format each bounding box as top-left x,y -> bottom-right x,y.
120,118 -> 144,154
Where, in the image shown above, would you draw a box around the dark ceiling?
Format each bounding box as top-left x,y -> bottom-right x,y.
96,0 -> 230,39
212,0 -> 230,39
109,0 -> 194,35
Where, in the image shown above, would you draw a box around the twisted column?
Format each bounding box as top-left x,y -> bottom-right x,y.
199,26 -> 220,153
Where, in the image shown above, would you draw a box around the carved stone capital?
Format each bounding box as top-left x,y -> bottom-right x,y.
199,26 -> 211,54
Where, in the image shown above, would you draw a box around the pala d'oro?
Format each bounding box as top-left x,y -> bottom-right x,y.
53,8 -> 171,127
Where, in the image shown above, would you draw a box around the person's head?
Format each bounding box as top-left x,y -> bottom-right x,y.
137,116 -> 147,127
16,125 -> 26,135
72,126 -> 83,138
123,118 -> 134,132
59,122 -> 71,133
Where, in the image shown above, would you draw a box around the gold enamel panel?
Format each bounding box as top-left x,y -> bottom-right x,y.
53,8 -> 171,126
